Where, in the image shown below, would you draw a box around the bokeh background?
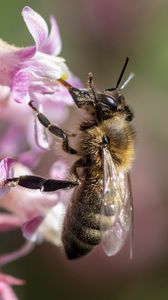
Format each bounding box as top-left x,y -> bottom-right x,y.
1,0 -> 168,299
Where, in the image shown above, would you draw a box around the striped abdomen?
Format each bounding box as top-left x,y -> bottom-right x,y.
62,179 -> 101,259
62,175 -> 111,259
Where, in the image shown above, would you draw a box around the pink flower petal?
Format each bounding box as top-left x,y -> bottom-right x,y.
0,214 -> 21,232
0,125 -> 23,156
19,149 -> 42,168
0,273 -> 24,300
22,215 -> 44,241
22,6 -> 48,51
17,46 -> 36,60
42,100 -> 69,123
0,282 -> 19,300
0,273 -> 23,300
12,69 -> 30,104
50,161 -> 68,180
0,157 -> 14,197
29,104 -> 51,152
0,157 -> 14,180
0,242 -> 34,267
40,16 -> 62,55
0,274 -> 24,286
68,72 -> 83,89
34,104 -> 51,150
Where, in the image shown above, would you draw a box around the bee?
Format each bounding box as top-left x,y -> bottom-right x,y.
5,57 -> 135,259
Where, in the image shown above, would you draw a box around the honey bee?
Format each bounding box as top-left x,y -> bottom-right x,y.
5,57 -> 135,259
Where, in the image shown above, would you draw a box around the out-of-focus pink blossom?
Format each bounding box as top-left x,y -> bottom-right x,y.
0,6 -> 82,170
0,160 -> 68,246
50,160 -> 68,180
0,214 -> 21,232
0,156 -> 69,299
0,6 -> 82,300
0,5 -> 79,249
0,157 -> 14,197
0,6 -> 69,104
0,273 -> 24,300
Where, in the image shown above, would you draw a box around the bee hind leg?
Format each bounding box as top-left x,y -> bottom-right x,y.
4,175 -> 79,192
29,101 -> 77,155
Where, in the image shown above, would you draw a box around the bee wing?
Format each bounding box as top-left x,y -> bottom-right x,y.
101,147 -> 133,257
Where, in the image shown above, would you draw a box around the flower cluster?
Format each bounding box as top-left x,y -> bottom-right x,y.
0,6 -> 81,299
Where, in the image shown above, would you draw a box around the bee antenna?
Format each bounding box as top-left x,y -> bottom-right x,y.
87,72 -> 97,103
120,72 -> 135,90
106,57 -> 129,91
88,72 -> 94,89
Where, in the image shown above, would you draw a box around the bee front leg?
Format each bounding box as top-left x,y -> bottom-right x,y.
4,176 -> 79,192
80,120 -> 99,131
29,101 -> 77,155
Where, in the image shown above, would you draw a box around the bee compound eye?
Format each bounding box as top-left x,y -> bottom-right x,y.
102,96 -> 117,110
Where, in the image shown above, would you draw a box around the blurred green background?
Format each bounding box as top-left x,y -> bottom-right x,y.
1,0 -> 168,299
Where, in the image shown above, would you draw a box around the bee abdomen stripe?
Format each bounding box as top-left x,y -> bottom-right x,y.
73,203 -> 113,231
67,228 -> 94,250
63,228 -> 94,259
70,215 -> 101,245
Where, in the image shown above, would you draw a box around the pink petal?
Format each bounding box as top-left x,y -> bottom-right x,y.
0,273 -> 24,300
0,282 -> 19,300
45,89 -> 74,106
0,214 -> 21,232
0,157 -> 14,197
40,16 -> 62,55
68,72 -> 83,88
12,69 -> 30,104
0,125 -> 23,156
0,242 -> 34,267
34,104 -> 51,150
50,161 -> 68,180
0,157 -> 14,180
0,274 -> 24,286
22,215 -> 44,241
42,100 -> 69,122
22,6 -> 48,51
17,46 -> 36,60
19,150 -> 42,168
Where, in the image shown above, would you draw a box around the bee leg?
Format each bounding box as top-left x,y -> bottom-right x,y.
4,176 -> 78,192
80,120 -> 98,131
70,157 -> 88,181
29,101 -> 77,155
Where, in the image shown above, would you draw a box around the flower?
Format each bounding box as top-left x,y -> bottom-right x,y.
0,6 -> 83,299
0,6 -> 70,104
0,157 -> 14,197
0,156 -> 71,299
0,6 -> 82,166
0,158 -> 70,246
0,159 -> 30,299
0,273 -> 24,300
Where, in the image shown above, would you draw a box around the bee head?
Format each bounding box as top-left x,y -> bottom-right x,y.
60,57 -> 134,122
100,57 -> 134,122
97,91 -> 134,122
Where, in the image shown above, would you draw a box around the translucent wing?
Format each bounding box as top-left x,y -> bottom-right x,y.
101,147 -> 133,257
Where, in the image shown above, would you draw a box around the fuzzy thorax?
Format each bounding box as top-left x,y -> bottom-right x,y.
80,115 -> 135,172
